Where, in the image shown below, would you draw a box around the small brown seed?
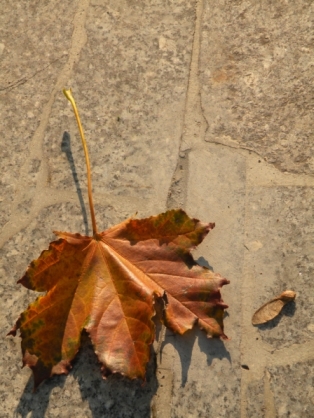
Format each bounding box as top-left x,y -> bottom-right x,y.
252,290 -> 296,325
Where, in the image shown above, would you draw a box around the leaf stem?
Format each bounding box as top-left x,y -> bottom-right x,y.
63,89 -> 98,235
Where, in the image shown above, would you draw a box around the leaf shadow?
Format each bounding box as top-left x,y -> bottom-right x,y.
254,300 -> 297,330
14,332 -> 158,418
14,374 -> 66,418
162,327 -> 231,387
74,333 -> 158,417
155,257 -> 231,388
196,256 -> 214,271
61,131 -> 89,235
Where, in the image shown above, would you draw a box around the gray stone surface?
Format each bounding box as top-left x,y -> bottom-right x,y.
45,0 -> 195,208
201,0 -> 314,175
246,185 -> 314,349
269,360 -> 314,417
246,378 -> 265,418
0,1 -> 75,229
1,0 -> 314,417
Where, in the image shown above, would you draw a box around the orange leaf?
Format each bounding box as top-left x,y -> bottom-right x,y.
9,209 -> 229,388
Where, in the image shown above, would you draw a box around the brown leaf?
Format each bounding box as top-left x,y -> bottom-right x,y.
252,290 -> 296,325
9,209 -> 229,388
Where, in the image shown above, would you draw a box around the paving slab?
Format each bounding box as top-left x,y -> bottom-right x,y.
1,1 -> 314,417
200,0 -> 314,174
172,144 -> 246,417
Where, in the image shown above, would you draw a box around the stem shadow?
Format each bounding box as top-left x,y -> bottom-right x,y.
61,131 -> 89,235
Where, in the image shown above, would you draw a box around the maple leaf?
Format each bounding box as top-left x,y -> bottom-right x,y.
9,210 -> 229,388
9,90 -> 229,389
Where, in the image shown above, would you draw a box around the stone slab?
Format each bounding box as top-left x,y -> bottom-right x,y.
1,0 -> 314,417
200,0 -> 314,175
165,144 -> 247,417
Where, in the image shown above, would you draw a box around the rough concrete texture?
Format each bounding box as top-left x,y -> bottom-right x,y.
1,0 -> 314,417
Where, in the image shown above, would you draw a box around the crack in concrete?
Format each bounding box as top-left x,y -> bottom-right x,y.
0,54 -> 67,92
161,1 -> 206,416
166,0 -> 206,211
264,370 -> 277,418
167,151 -> 190,210
160,1 -> 206,416
207,139 -> 261,158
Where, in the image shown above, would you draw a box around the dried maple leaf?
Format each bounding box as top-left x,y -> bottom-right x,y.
9,90 -> 229,389
252,290 -> 296,325
9,210 -> 229,388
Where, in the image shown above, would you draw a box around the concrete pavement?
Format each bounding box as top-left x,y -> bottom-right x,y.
1,1 -> 314,417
